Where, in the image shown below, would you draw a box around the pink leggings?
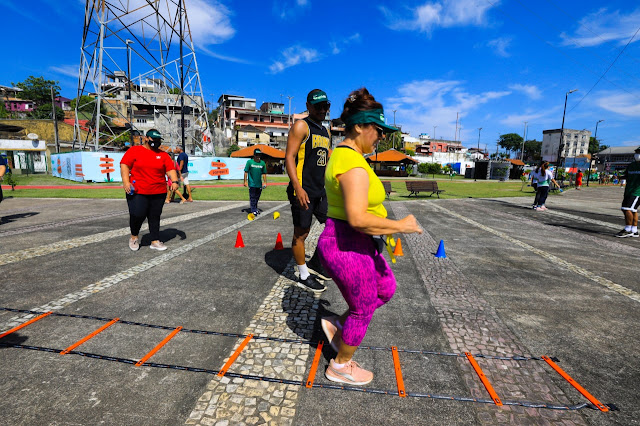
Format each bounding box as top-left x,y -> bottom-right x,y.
318,218 -> 396,347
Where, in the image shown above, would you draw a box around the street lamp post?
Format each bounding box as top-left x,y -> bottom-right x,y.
126,39 -> 134,145
520,121 -> 528,161
475,127 -> 482,181
588,119 -> 604,186
392,110 -> 397,149
555,89 -> 578,179
433,125 -> 437,140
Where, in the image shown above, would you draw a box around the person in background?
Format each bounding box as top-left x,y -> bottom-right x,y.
530,162 -> 541,209
532,161 -> 559,211
576,169 -> 583,190
318,88 -> 422,386
244,148 -> 267,216
615,146 -> 640,238
166,153 -> 187,204
176,146 -> 193,202
120,129 -> 178,251
0,154 -> 7,205
285,89 -> 332,294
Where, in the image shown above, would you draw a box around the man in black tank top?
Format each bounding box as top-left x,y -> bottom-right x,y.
285,89 -> 331,293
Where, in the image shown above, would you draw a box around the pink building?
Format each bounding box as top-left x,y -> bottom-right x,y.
4,97 -> 34,113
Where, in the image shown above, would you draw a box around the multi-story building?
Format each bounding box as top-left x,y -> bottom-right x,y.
415,139 -> 463,156
234,102 -> 291,146
542,128 -> 591,163
217,94 -> 257,137
1,85 -> 34,115
596,146 -> 636,172
97,72 -> 206,151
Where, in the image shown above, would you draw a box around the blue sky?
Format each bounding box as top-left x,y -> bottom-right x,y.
2,0 -> 640,150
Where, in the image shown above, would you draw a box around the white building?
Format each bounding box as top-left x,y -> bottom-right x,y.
542,128 -> 591,162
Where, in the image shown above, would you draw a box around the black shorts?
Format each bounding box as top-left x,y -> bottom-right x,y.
621,195 -> 640,212
289,193 -> 327,229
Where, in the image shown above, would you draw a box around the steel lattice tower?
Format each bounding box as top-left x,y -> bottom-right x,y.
74,0 -> 211,153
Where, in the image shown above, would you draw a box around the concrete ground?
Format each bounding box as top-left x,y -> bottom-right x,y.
0,185 -> 637,425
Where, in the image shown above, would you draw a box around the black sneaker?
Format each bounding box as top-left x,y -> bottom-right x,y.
307,257 -> 332,281
632,232 -> 639,238
296,275 -> 327,294
615,229 -> 635,238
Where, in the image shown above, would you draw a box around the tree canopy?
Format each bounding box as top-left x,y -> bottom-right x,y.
498,133 -> 524,155
523,139 -> 542,162
12,76 -> 60,107
418,162 -> 441,177
30,103 -> 64,121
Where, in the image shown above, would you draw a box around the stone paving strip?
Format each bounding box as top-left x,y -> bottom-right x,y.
186,223 -> 323,426
392,202 -> 587,425
0,202 -> 247,266
429,202 -> 640,304
0,209 -> 129,237
0,203 -> 289,333
498,198 -> 621,231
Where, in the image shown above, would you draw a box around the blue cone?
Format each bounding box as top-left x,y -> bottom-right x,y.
435,240 -> 447,258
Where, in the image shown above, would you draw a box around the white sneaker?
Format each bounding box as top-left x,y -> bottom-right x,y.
150,241 -> 167,251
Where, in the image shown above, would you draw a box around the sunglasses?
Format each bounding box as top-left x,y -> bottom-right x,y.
373,124 -> 384,137
313,102 -> 331,111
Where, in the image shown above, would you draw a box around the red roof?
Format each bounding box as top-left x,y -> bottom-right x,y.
507,158 -> 525,166
366,149 -> 418,163
230,144 -> 285,159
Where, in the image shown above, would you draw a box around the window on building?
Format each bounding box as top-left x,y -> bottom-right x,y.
255,134 -> 260,139
177,119 -> 191,128
243,132 -> 247,137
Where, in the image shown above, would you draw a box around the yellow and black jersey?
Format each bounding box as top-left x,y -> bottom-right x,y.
287,117 -> 330,199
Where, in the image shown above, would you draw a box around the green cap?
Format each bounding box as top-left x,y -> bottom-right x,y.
146,129 -> 163,140
307,89 -> 329,105
254,148 -> 262,155
343,109 -> 398,133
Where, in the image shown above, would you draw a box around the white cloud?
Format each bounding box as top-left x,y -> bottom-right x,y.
487,37 -> 512,57
273,0 -> 311,19
49,65 -> 80,79
498,109 -> 558,128
595,91 -> 640,117
508,84 -> 542,100
330,33 -> 361,55
118,0 -> 234,47
383,0 -> 500,34
269,45 -> 321,74
386,79 -> 510,138
560,8 -> 640,47
198,46 -> 252,64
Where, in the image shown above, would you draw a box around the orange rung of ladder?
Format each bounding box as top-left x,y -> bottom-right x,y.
465,352 -> 503,406
306,341 -> 324,388
541,355 -> 608,412
0,312 -> 53,340
135,327 -> 182,367
217,334 -> 253,377
391,346 -> 407,397
61,318 -> 120,355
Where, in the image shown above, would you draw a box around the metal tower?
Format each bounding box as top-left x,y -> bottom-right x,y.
74,0 -> 212,153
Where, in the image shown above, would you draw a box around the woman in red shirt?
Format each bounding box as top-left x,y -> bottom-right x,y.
120,129 -> 178,251
576,169 -> 583,190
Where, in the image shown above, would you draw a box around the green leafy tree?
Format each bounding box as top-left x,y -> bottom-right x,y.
168,87 -> 181,95
418,162 -> 442,177
404,148 -> 415,156
12,76 -> 60,107
226,144 -> 240,157
523,139 -> 542,161
588,137 -> 610,155
0,102 -> 9,118
4,170 -> 18,190
499,133 -> 524,156
30,103 -> 64,121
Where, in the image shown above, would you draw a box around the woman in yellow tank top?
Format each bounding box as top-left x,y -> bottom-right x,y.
317,88 -> 423,386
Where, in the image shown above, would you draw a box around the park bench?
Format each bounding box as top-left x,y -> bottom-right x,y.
405,180 -> 445,198
381,181 -> 392,199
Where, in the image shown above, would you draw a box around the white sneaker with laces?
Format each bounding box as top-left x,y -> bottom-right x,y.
150,241 -> 167,251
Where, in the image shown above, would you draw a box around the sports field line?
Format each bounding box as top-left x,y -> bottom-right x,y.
430,203 -> 640,304
0,202 -> 246,266
0,202 -> 289,333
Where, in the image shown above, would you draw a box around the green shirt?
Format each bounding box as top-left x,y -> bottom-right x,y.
244,159 -> 266,188
624,161 -> 640,197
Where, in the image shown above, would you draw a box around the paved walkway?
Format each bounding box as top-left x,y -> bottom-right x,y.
0,186 -> 636,425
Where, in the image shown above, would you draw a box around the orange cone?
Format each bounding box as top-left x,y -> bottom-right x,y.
393,238 -> 404,256
235,231 -> 245,248
274,233 -> 284,250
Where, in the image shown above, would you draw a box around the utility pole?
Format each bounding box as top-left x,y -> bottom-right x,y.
433,125 -> 437,140
126,39 -> 134,146
555,89 -> 578,179
521,121 -> 528,161
475,127 -> 482,181
455,112 -> 459,141
50,87 -> 59,153
589,119 -> 604,186
286,95 -> 293,129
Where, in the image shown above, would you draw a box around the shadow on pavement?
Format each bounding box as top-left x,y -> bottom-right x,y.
0,212 -> 39,225
0,332 -> 29,348
140,227 -> 186,246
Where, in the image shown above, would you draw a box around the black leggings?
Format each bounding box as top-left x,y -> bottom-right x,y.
126,193 -> 166,241
536,186 -> 550,206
